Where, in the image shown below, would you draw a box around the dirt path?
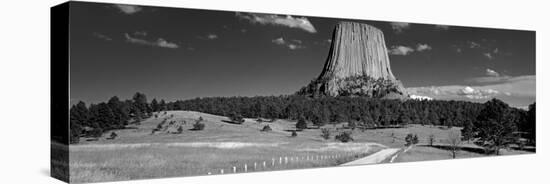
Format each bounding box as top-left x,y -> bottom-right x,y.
341,148 -> 401,166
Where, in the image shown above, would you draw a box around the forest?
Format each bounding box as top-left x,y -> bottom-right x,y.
69,92 -> 535,147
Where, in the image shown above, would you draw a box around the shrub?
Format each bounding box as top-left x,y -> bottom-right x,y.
109,132 -> 118,140
229,113 -> 245,124
405,133 -> 419,146
177,126 -> 184,134
261,125 -> 272,132
296,117 -> 307,130
291,130 -> 298,137
192,122 -> 205,131
321,128 -> 331,140
192,121 -> 205,131
156,123 -> 163,130
335,131 -> 353,142
154,114 -> 158,119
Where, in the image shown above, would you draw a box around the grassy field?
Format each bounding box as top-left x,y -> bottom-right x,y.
68,111 -> 384,183
67,111 -> 533,183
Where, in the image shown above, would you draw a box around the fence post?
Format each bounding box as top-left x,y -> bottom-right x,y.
244,164 -> 247,172
233,166 -> 236,173
220,169 -> 224,174
285,157 -> 288,164
263,161 -> 266,168
279,157 -> 282,164
272,158 -> 275,166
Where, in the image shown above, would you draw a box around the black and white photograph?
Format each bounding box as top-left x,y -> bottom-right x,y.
45,1 -> 540,183
7,1 -> 546,184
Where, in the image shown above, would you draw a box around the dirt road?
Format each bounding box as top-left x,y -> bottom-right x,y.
341,148 -> 401,166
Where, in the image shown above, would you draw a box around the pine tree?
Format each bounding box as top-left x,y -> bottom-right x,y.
473,98 -> 517,155
151,99 -> 160,112
296,116 -> 307,130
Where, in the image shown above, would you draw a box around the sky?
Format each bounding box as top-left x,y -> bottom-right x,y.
68,2 -> 536,108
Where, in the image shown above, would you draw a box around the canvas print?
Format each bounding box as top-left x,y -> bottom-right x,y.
51,1 -> 536,183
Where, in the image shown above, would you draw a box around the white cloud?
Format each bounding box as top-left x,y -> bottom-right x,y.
416,43 -> 432,51
483,52 -> 494,60
272,37 -> 286,45
207,34 -> 218,40
389,45 -> 414,55
435,25 -> 450,30
485,68 -> 500,77
236,12 -> 317,33
271,37 -> 304,50
457,86 -> 500,99
114,4 -> 142,14
390,22 -> 410,33
468,41 -> 481,48
92,32 -> 112,41
410,95 -> 433,101
407,75 -> 535,107
124,33 -> 179,49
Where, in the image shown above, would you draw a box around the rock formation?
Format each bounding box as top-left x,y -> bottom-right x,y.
297,21 -> 408,99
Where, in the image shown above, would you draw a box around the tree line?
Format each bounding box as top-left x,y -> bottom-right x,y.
69,92 -> 535,146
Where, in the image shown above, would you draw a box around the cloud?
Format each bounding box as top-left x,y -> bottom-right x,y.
114,4 -> 142,14
207,34 -> 218,40
389,45 -> 415,55
124,33 -> 179,49
390,22 -> 410,33
236,12 -> 317,33
468,41 -> 481,48
272,37 -> 286,45
483,52 -> 494,60
416,43 -> 432,51
271,37 -> 305,50
407,75 -> 535,107
92,32 -> 112,41
435,25 -> 450,30
456,86 -> 500,99
485,68 -> 500,77
410,95 -> 433,101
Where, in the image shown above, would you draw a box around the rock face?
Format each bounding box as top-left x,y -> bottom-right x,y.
297,21 -> 408,99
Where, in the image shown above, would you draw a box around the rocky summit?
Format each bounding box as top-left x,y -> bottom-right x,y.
297,21 -> 408,99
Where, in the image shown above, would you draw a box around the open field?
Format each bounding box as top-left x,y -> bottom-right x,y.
69,111 -> 385,183
67,110 -> 533,183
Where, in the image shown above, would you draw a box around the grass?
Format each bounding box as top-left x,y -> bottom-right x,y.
69,111 -> 384,183
69,111 -> 533,183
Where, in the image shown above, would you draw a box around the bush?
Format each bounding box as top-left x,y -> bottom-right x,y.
335,131 -> 353,142
261,125 -> 272,132
296,117 -> 307,130
108,132 -> 118,140
229,113 -> 245,124
177,126 -> 183,134
321,128 -> 331,140
291,130 -> 298,137
405,133 -> 419,146
192,118 -> 205,131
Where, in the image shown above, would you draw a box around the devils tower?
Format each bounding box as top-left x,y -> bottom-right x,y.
297,21 -> 408,99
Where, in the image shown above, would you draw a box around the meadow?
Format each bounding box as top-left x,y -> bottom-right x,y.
67,111 -> 532,183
